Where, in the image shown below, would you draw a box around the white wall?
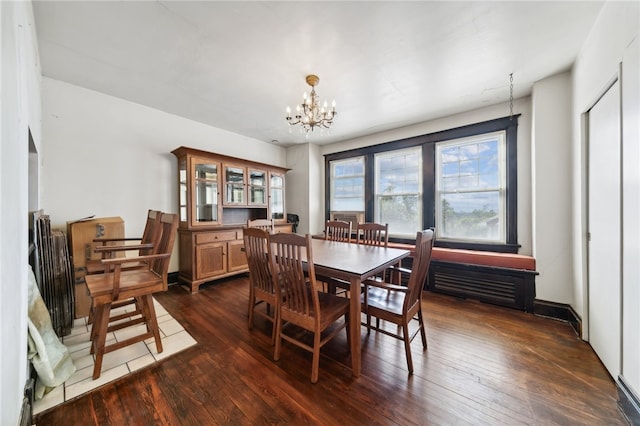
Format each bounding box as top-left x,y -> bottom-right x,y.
622,35 -> 640,408
41,78 -> 287,272
0,2 -> 42,425
572,0 -> 638,320
284,143 -> 323,236
572,0 -> 639,401
531,72 -> 573,304
318,98 -> 533,256
308,143 -> 323,235
285,144 -> 311,235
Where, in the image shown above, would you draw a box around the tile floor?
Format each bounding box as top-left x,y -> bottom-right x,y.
33,299 -> 197,416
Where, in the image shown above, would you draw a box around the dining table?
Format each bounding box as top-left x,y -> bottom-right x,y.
309,238 -> 411,377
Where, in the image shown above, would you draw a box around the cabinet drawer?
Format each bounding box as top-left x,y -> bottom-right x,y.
196,231 -> 237,244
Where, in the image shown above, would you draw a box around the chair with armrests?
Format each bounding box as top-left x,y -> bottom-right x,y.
243,227 -> 278,344
86,209 -> 163,275
84,212 -> 178,379
247,218 -> 274,233
361,228 -> 434,374
85,209 -> 163,325
269,232 -> 351,383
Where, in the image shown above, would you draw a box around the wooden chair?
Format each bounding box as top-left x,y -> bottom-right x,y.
85,212 -> 178,379
361,228 -> 434,374
324,220 -> 352,242
327,222 -> 390,294
243,227 -> 278,344
321,220 -> 353,294
247,218 -> 274,233
86,210 -> 163,325
356,222 -> 388,247
86,209 -> 163,275
269,233 -> 350,383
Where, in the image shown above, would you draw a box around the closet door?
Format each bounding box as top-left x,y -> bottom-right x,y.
587,79 -> 621,379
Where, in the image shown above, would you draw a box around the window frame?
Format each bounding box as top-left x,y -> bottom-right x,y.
435,131 -> 507,245
373,146 -> 423,239
329,156 -> 366,214
324,115 -> 520,252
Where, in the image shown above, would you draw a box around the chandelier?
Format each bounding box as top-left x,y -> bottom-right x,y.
285,74 -> 337,132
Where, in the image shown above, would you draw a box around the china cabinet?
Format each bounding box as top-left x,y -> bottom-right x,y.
172,146 -> 291,292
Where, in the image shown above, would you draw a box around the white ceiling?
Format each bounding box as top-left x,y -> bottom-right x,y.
32,1 -> 604,146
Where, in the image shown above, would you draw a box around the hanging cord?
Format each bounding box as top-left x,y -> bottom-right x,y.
509,73 -> 514,120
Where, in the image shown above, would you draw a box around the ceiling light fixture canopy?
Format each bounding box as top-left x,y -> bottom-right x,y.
286,74 -> 337,132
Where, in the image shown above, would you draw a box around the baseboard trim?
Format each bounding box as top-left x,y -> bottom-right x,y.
533,299 -> 582,338
618,375 -> 640,425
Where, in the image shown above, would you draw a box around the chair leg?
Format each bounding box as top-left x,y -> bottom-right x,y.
402,322 -> 414,374
417,309 -> 428,349
274,315 -> 282,361
311,330 -> 321,383
89,304 -> 101,348
92,302 -> 112,379
141,294 -> 163,353
248,292 -> 255,330
269,308 -> 278,346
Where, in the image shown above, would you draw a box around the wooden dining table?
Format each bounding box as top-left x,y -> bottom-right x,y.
309,238 -> 411,377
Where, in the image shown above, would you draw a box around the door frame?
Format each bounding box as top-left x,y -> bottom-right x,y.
583,68 -> 622,379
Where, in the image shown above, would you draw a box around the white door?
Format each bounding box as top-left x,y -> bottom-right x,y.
588,79 -> 621,379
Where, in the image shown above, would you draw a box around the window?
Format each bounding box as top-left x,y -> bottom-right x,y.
375,147 -> 422,238
324,116 -> 519,251
330,156 -> 365,212
435,132 -> 506,243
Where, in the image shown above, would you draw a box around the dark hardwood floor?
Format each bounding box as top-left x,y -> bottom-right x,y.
35,275 -> 628,425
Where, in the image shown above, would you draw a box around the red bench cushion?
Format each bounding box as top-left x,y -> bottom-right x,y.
431,247 -> 536,271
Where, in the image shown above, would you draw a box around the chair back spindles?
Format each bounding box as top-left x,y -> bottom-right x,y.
140,209 -> 163,256
324,220 -> 352,243
271,233 -> 314,317
247,218 -> 274,233
404,229 -> 434,312
244,227 -> 273,295
151,213 -> 179,280
356,222 -> 388,247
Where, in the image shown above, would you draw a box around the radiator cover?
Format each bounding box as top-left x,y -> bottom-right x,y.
428,260 -> 537,312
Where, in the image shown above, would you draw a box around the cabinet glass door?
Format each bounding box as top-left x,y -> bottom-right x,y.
225,165 -> 245,204
270,173 -> 285,220
194,162 -> 219,223
178,158 -> 188,223
248,169 -> 267,205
